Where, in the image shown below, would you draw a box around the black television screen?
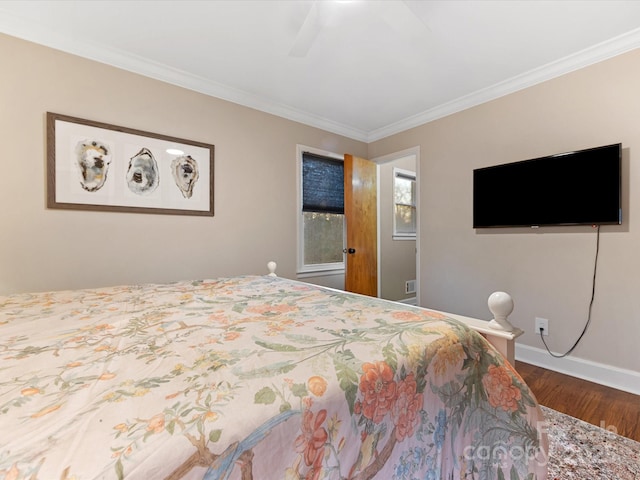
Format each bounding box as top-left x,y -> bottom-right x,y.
473,143 -> 621,228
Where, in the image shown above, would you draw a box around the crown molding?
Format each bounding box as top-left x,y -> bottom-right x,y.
0,10 -> 369,142
367,27 -> 640,142
2,9 -> 639,145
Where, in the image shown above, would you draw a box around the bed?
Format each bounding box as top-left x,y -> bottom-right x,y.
0,272 -> 548,480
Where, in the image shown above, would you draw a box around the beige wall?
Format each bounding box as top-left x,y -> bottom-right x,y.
0,34 -> 366,294
369,49 -> 640,378
2,32 -> 638,385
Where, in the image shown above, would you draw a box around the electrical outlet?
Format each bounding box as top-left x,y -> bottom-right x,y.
535,317 -> 549,336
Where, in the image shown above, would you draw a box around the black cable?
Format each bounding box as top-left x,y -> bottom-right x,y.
540,225 -> 600,358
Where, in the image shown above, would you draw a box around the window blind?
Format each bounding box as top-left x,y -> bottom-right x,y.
302,152 -> 344,214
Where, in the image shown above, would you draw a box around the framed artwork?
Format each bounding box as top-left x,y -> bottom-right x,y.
46,112 -> 214,216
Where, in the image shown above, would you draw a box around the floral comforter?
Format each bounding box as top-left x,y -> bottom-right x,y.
0,275 -> 547,480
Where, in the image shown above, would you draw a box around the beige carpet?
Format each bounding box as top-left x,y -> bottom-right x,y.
543,406 -> 640,479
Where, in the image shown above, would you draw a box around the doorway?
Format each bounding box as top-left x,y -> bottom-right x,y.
372,147 -> 420,305
295,144 -> 419,304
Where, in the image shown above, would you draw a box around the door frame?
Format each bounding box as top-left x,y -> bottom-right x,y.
371,146 -> 421,306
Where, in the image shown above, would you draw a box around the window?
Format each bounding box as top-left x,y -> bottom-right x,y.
298,147 -> 345,273
393,168 -> 416,238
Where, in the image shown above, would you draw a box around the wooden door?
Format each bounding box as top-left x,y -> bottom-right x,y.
344,154 -> 378,296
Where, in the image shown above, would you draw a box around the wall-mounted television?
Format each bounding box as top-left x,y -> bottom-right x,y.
473,143 -> 621,228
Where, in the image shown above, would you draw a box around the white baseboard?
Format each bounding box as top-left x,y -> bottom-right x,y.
515,344 -> 640,396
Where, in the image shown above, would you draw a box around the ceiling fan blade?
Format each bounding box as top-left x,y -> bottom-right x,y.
289,1 -> 321,57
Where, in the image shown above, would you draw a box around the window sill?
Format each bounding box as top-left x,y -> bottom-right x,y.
297,268 -> 345,279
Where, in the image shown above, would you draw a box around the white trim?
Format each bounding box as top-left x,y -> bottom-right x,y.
0,10 -> 369,142
297,263 -> 344,275
516,343 -> 640,396
392,235 -> 416,241
297,269 -> 345,279
392,167 -> 417,238
371,147 -> 421,305
296,145 -> 345,275
3,8 -> 639,143
376,164 -> 382,297
367,28 -> 640,142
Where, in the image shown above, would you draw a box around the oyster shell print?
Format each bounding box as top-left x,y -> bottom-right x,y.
171,155 -> 199,199
75,140 -> 111,192
126,147 -> 159,195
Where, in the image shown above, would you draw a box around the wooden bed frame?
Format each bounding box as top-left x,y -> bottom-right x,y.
267,261 -> 523,365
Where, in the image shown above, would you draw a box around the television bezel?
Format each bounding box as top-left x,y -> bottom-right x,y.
473,143 -> 622,229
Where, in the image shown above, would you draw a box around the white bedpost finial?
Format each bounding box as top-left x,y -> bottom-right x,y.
488,291 -> 515,332
267,261 -> 277,277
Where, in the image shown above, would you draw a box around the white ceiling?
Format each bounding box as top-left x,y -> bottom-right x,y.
2,0 -> 640,142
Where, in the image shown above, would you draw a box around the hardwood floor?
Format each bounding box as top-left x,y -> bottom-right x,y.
516,362 -> 640,443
